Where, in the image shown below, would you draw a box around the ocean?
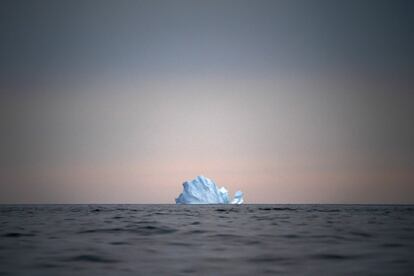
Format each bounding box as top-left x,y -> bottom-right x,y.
0,204 -> 413,275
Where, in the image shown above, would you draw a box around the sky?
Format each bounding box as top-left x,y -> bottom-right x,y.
0,0 -> 413,203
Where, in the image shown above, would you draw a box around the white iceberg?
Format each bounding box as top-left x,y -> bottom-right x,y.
231,191 -> 244,204
175,175 -> 244,204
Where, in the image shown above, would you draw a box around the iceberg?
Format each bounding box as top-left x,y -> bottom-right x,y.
231,191 -> 244,204
175,175 -> 244,204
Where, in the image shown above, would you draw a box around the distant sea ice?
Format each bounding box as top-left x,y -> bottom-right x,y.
175,175 -> 244,204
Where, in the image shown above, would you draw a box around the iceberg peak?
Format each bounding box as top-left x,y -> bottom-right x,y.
175,175 -> 243,204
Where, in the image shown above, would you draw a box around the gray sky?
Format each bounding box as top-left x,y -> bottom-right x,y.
0,0 -> 413,203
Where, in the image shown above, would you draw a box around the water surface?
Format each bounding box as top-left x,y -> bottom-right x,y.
0,204 -> 413,275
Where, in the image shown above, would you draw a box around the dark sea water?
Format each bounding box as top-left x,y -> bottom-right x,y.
0,204 -> 413,275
